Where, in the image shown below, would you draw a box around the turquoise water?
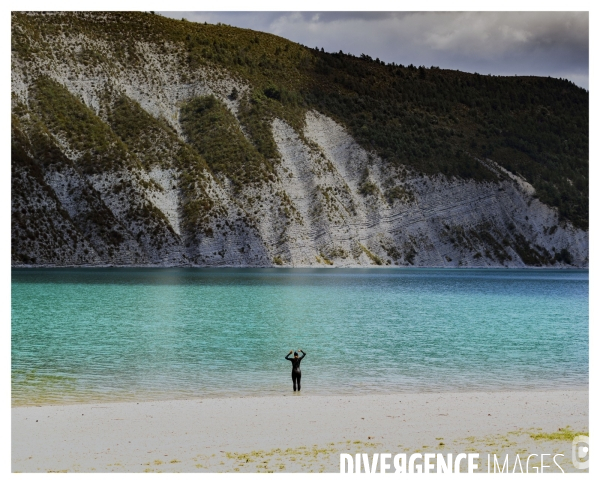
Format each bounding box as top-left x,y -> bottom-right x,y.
11,268 -> 588,406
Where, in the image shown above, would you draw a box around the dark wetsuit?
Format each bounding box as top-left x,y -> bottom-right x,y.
285,350 -> 306,391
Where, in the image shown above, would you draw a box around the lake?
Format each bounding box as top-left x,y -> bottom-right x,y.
11,268 -> 588,406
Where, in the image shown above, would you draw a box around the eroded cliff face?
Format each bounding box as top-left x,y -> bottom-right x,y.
11,12 -> 588,268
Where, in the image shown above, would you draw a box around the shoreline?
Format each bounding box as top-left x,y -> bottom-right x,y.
11,384 -> 590,409
12,265 -> 589,270
12,389 -> 588,472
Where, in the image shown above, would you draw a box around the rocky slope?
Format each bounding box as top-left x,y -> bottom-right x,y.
11,12 -> 588,267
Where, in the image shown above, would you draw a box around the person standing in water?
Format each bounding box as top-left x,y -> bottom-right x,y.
285,349 -> 306,392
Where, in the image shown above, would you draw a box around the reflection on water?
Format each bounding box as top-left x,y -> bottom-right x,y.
12,268 -> 588,405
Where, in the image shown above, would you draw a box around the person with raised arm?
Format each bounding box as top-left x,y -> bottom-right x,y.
285,349 -> 306,392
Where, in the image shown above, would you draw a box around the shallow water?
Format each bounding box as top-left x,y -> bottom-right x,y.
11,268 -> 588,405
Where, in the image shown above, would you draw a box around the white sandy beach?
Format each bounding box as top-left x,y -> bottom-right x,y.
12,389 -> 588,473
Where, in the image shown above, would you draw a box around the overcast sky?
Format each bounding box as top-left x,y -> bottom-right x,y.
159,11 -> 589,90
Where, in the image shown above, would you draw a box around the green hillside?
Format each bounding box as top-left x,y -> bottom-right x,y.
12,11 -> 588,229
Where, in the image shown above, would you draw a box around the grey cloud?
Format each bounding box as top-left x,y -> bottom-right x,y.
159,11 -> 588,89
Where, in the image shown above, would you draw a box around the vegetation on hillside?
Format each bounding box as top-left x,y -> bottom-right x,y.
180,96 -> 275,187
306,55 -> 588,228
12,11 -> 589,228
30,76 -> 134,174
102,92 -> 224,236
